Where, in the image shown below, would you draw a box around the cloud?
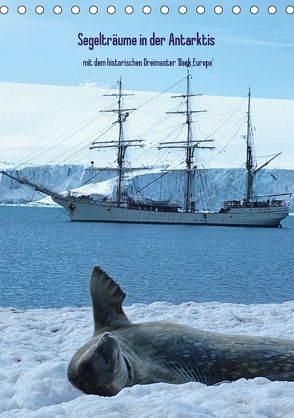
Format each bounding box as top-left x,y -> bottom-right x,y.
78,80 -> 112,89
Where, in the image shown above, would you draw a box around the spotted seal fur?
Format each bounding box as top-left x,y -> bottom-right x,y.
68,266 -> 294,396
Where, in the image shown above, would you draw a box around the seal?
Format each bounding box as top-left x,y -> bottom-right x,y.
68,266 -> 294,396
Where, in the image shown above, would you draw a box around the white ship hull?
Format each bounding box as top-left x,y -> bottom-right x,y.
53,197 -> 289,227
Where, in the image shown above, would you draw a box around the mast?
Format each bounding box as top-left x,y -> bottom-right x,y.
158,69 -> 214,212
90,78 -> 143,207
244,87 -> 283,204
245,87 -> 254,203
116,78 -> 126,206
184,70 -> 193,213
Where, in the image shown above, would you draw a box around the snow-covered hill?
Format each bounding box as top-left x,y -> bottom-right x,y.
0,82 -> 294,169
0,164 -> 293,211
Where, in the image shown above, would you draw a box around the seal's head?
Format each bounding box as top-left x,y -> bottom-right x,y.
68,267 -> 134,396
69,332 -> 130,396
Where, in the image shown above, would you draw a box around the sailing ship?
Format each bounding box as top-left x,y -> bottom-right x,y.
1,72 -> 291,227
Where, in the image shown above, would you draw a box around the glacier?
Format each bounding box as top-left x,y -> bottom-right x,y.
0,164 -> 293,211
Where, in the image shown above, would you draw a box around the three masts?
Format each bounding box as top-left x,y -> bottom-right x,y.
0,72 -> 291,226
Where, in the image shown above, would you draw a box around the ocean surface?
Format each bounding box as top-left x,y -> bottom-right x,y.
0,206 -> 293,309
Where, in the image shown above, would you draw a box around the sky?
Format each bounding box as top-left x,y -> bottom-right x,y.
0,1 -> 293,169
0,0 -> 294,99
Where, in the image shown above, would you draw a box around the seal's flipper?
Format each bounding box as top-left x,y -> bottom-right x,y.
90,266 -> 130,334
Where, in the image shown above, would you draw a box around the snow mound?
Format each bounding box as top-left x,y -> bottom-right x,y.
1,301 -> 294,417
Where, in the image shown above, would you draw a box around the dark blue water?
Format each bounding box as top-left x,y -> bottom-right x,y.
0,206 -> 293,309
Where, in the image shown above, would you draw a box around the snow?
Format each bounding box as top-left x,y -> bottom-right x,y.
0,82 -> 293,169
1,301 -> 294,417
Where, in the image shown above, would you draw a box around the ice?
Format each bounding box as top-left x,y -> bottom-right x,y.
1,301 -> 294,417
0,164 -> 293,211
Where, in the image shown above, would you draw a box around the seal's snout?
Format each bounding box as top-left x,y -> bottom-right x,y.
68,333 -> 124,395
94,333 -> 119,367
99,332 -> 118,346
